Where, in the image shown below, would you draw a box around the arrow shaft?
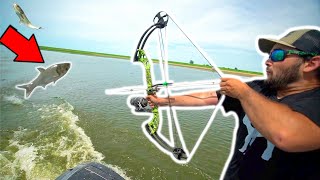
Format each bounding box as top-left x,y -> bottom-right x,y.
105,80 -> 221,95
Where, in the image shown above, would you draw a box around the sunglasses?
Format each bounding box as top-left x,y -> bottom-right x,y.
269,49 -> 318,62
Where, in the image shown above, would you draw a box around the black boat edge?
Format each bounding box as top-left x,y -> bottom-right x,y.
56,162 -> 125,180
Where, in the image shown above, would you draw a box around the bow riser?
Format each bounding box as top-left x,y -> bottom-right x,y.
136,49 -> 159,134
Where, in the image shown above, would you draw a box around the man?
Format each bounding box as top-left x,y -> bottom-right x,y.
147,27 -> 320,179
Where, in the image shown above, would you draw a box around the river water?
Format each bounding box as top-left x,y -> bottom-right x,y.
0,46 -> 236,179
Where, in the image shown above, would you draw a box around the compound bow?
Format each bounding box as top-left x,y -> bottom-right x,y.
107,11 -> 226,163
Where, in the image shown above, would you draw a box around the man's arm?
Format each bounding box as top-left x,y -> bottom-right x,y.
147,91 -> 219,107
220,78 -> 320,152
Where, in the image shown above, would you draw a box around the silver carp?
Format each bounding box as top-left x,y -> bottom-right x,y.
17,63 -> 71,98
13,3 -> 42,30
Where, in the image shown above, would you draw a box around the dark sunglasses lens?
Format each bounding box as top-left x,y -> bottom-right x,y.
270,49 -> 285,62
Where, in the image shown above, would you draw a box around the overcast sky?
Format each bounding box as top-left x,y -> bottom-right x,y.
1,0 -> 319,72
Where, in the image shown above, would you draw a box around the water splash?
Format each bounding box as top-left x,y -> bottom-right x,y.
0,100 -> 129,179
3,95 -> 24,105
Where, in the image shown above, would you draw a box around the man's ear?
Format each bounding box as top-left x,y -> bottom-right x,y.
303,56 -> 320,72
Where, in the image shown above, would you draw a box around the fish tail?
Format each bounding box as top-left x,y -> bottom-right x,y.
16,84 -> 35,98
26,24 -> 42,30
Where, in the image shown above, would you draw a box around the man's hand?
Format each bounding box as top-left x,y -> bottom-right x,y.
146,95 -> 164,108
220,78 -> 251,99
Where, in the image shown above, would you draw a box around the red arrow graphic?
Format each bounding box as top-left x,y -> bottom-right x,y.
0,25 -> 44,63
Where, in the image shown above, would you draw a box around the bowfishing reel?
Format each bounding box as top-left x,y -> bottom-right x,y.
130,97 -> 152,112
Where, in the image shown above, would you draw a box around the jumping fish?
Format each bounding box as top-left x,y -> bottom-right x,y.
16,63 -> 71,98
13,3 -> 42,30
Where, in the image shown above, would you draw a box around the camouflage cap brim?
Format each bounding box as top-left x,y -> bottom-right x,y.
258,38 -> 296,54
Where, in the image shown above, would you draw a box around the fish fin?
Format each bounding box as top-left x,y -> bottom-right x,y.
37,67 -> 45,73
16,84 -> 28,89
16,84 -> 34,98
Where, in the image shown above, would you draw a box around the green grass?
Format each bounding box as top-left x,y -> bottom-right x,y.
40,46 -> 130,60
219,67 -> 263,75
166,61 -> 263,76
39,46 -> 263,76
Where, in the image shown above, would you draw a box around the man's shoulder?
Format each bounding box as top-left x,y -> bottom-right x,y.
282,87 -> 320,125
284,87 -> 320,101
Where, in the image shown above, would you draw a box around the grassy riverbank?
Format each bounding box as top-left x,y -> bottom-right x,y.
40,46 -> 131,60
40,46 -> 264,77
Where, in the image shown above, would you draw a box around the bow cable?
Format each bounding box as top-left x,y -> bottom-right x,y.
157,22 -> 184,151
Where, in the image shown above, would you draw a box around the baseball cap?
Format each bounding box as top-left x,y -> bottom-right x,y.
258,28 -> 320,54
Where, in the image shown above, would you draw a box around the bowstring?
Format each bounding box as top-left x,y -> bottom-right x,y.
169,16 -> 223,78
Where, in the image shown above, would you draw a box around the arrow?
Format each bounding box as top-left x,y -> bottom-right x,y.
0,25 -> 44,63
